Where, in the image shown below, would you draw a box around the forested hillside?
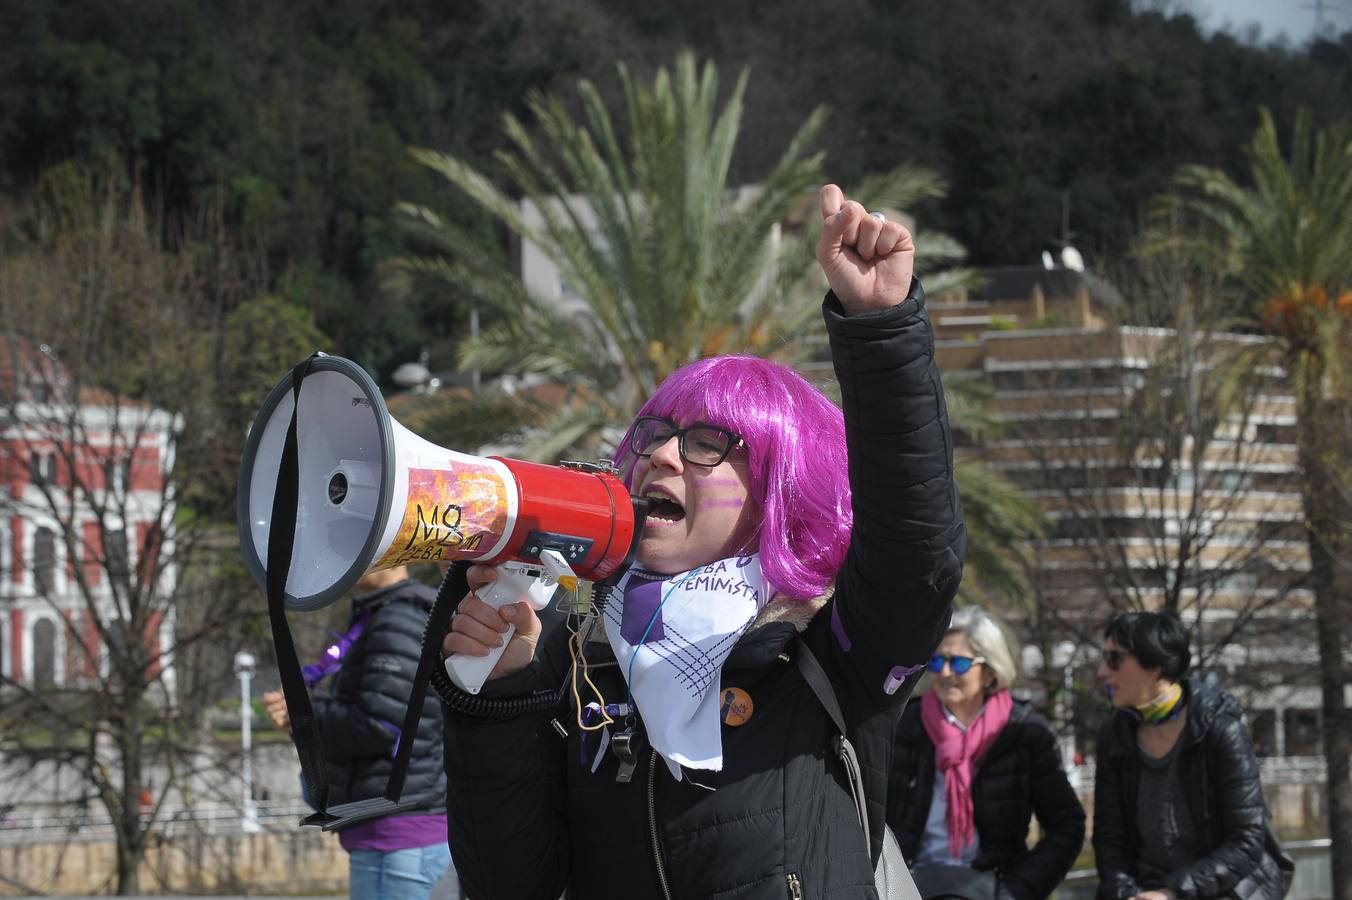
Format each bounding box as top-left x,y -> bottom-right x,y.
1,0 -> 1348,379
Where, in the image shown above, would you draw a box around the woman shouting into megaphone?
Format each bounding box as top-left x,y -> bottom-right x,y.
441,184 -> 966,900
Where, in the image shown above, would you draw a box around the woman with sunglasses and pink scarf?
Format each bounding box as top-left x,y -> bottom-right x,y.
1093,611 -> 1292,900
887,606 -> 1086,900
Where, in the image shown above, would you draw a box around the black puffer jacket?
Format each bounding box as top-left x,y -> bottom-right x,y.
1093,677 -> 1284,900
443,283 -> 966,899
313,578 -> 447,816
887,698 -> 1086,900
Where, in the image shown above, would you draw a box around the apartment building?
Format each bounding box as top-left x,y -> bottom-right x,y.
508,186 -> 1328,757
932,267 -> 1323,757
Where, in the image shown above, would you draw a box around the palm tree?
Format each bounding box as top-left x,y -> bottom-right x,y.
396,52 -> 949,455
1176,108 -> 1352,899
942,371 -> 1046,606
396,51 -> 1035,606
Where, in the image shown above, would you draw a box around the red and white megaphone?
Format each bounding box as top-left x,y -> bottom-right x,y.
237,354 -> 645,693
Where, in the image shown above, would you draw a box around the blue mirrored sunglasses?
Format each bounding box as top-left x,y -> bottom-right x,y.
928,653 -> 986,675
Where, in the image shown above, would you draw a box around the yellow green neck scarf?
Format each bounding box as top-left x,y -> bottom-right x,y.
1137,682 -> 1184,725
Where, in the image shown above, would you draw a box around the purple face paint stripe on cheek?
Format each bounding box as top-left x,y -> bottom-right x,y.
698,497 -> 747,510
830,604 -> 852,652
883,663 -> 925,696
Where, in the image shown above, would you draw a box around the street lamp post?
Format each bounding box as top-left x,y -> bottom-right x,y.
234,650 -> 262,834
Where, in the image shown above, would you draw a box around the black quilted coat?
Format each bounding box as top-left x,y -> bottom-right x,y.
1093,676 -> 1285,900
887,698 -> 1086,900
442,283 -> 967,899
312,578 -> 448,816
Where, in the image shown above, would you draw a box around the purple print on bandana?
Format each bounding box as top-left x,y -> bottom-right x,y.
620,572 -> 667,644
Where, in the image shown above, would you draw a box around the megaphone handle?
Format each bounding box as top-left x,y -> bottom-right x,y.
443,564 -> 554,695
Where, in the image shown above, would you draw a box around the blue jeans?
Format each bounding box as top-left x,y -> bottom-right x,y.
348,843 -> 456,900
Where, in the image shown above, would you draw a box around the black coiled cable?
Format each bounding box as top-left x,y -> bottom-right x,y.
424,561 -> 623,718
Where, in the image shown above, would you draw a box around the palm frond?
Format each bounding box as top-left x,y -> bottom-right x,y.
394,52 -> 983,493
955,455 -> 1046,605
1172,108 -> 1352,306
512,402 -> 619,464
942,370 -> 1002,440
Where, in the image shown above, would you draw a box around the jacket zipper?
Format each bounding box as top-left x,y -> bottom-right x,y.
787,872 -> 803,898
647,749 -> 673,900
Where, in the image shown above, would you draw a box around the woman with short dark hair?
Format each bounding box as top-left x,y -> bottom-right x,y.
1102,612 -> 1192,683
1093,611 -> 1289,900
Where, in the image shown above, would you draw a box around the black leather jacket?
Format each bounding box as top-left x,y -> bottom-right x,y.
888,698 -> 1086,900
1093,676 -> 1284,900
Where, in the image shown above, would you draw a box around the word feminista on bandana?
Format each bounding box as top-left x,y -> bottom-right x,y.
604,554 -> 770,778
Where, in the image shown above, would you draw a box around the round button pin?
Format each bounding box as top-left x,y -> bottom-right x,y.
719,687 -> 754,726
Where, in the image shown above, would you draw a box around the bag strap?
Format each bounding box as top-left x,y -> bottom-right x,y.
794,634 -> 871,849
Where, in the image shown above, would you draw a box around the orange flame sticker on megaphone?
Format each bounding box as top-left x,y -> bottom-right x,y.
376,465 -> 510,568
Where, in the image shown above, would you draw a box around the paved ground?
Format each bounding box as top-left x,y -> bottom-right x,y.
34,864 -> 466,899
1,842 -> 466,899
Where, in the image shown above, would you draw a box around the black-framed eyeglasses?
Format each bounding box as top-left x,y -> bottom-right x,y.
928,653 -> 986,676
629,416 -> 744,467
1102,649 -> 1127,671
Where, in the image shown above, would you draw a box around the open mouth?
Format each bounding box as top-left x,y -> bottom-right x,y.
643,492 -> 686,524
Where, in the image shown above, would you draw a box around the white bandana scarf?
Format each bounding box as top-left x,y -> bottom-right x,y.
604,553 -> 770,776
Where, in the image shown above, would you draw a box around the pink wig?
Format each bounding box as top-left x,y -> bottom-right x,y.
615,356 -> 852,601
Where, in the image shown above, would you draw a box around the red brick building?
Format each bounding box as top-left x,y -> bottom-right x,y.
0,337 -> 176,690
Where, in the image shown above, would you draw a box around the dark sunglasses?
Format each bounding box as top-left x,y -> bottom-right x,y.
928,653 -> 986,675
629,416 -> 744,467
1102,649 -> 1127,671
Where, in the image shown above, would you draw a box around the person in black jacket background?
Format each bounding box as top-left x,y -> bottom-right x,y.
438,183 -> 966,899
1093,611 -> 1288,900
888,605 -> 1085,900
264,567 -> 455,900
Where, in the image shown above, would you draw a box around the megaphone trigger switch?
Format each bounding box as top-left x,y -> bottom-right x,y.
328,472 -> 348,506
443,560 -> 559,694
539,549 -> 579,593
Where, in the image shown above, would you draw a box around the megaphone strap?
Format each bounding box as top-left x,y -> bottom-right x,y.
308,574 -> 451,826
315,562 -> 569,831
263,355 -> 335,819
267,355 -> 446,831
253,355 -> 653,829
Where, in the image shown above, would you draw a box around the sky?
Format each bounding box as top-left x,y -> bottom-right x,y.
1187,0 -> 1352,44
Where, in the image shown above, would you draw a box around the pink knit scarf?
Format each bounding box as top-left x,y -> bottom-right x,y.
920,688 -> 1013,858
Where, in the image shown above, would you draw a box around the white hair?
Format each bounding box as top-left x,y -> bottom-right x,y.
947,605 -> 1019,691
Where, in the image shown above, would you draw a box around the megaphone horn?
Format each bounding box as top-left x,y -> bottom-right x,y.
237,354 -> 642,613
